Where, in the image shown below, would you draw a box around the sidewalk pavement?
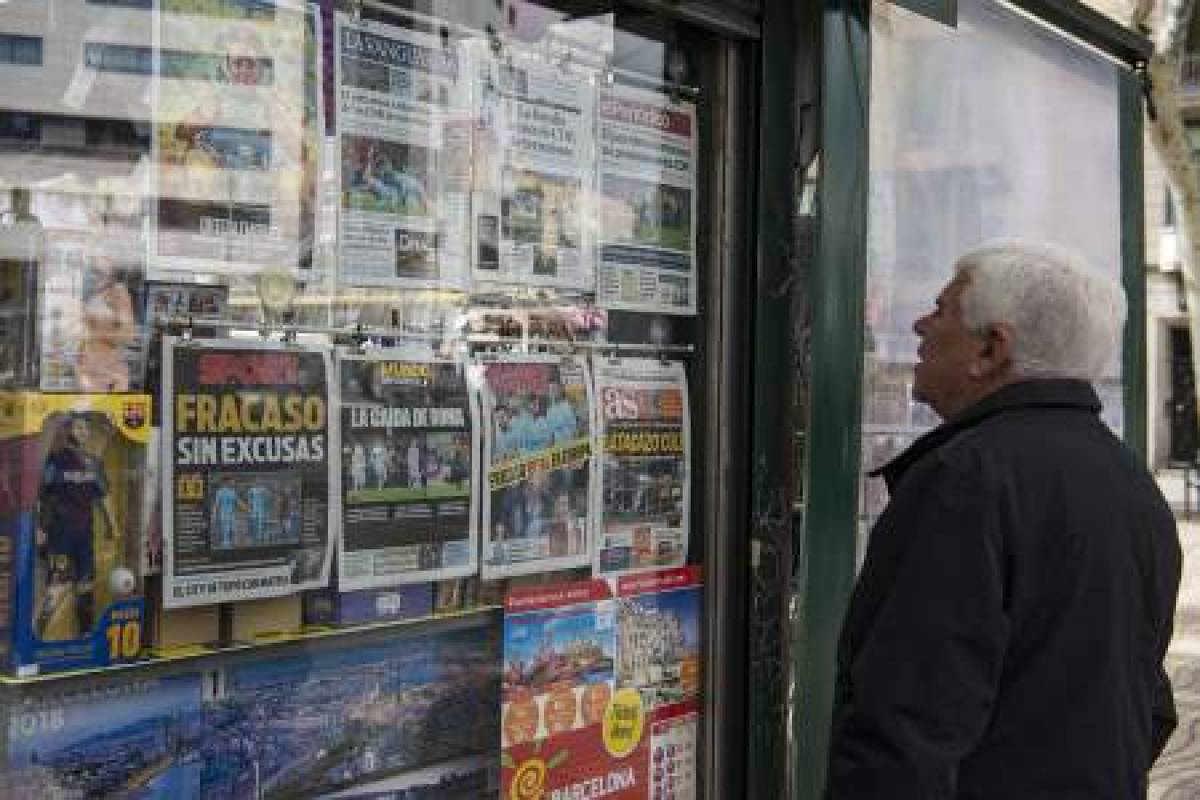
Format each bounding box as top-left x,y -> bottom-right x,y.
1151,472 -> 1200,799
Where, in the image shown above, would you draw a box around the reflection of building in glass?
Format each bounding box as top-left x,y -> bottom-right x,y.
617,598 -> 685,687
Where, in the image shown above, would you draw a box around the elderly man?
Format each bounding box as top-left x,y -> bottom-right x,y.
827,242 -> 1182,799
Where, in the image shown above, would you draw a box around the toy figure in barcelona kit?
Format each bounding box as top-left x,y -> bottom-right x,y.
0,393 -> 149,676
36,413 -> 119,638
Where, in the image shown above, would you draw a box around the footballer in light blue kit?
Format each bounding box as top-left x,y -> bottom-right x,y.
212,481 -> 241,549
508,396 -> 539,454
247,485 -> 271,545
544,380 -> 579,444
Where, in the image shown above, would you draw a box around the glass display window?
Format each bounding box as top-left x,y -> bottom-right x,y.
0,2 -> 748,798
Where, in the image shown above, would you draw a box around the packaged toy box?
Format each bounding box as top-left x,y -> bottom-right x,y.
0,392 -> 150,675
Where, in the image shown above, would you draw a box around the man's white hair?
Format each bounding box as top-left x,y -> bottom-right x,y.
954,240 -> 1127,381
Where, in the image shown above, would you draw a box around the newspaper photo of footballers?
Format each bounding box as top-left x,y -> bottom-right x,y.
339,353 -> 479,589
163,338 -> 334,607
480,356 -> 594,579
341,136 -> 436,218
593,359 -> 691,578
208,472 -> 302,550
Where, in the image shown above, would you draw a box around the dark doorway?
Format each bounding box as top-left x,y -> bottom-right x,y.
1169,325 -> 1199,465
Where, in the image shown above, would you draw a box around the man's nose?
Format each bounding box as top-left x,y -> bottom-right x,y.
913,315 -> 927,336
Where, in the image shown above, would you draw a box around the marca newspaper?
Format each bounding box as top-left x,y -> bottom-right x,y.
337,350 -> 480,589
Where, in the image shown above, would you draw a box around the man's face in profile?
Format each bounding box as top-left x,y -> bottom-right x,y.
912,272 -> 985,419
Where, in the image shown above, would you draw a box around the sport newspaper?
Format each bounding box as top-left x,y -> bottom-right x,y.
592,358 -> 691,577
337,351 -> 480,589
469,43 -> 595,290
163,338 -> 335,607
335,14 -> 472,289
479,355 -> 594,579
596,84 -> 698,314
151,3 -> 323,278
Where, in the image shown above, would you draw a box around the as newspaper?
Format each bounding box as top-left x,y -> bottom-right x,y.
469,43 -> 595,290
338,351 -> 479,589
596,84 -> 698,314
151,2 -> 323,278
163,338 -> 335,607
335,14 -> 472,289
593,358 -> 691,577
479,355 -> 594,579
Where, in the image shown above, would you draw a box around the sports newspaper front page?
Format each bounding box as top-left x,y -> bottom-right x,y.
335,14 -> 472,289
479,355 -> 594,579
163,338 -> 335,607
596,84 -> 698,314
593,358 -> 690,577
469,44 -> 595,290
337,351 -> 479,588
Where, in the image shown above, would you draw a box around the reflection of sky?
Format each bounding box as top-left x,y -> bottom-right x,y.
8,676 -> 202,761
629,587 -> 700,651
505,605 -> 614,664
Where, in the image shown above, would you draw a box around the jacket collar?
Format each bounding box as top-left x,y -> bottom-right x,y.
873,379 -> 1102,490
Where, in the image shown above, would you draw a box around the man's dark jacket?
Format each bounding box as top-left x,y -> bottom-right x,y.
827,380 -> 1182,799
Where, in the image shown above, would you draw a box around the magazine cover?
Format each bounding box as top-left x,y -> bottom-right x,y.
335,14 -> 472,289
501,579 -> 642,800
593,359 -> 690,578
39,230 -> 146,393
204,623 -> 499,798
468,42 -> 595,290
615,567 -> 702,710
596,84 -> 698,315
162,338 -> 335,607
501,570 -> 703,800
151,1 -> 323,278
478,355 -> 594,579
338,351 -> 479,589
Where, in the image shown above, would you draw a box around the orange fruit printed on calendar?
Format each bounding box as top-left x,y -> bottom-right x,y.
582,682 -> 612,725
504,694 -> 539,745
544,685 -> 579,734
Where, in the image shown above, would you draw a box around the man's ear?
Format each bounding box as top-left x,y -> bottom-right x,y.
971,323 -> 1014,380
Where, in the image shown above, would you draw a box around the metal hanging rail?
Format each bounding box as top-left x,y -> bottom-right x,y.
156,315 -> 696,355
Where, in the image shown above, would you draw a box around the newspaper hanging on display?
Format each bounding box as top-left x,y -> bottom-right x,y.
151,2 -> 323,278
163,338 -> 335,607
470,44 -> 595,290
338,351 -> 479,588
479,355 -> 594,579
596,84 -> 698,314
501,568 -> 702,800
335,14 -> 472,289
593,358 -> 690,578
